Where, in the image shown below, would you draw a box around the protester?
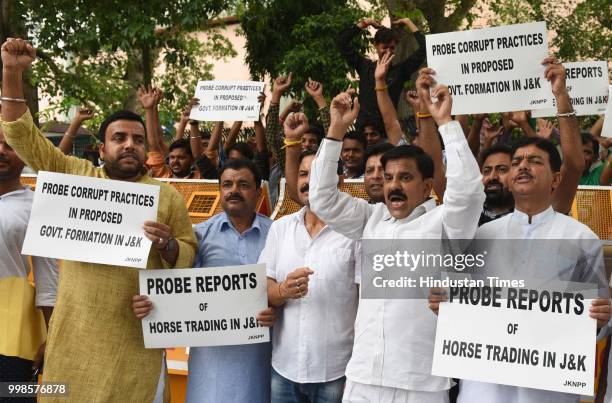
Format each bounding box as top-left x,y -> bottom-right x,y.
375,55 -> 446,198
479,144 -> 515,225
364,142 -> 394,203
309,74 -> 484,402
0,38 -> 197,402
58,106 -> 94,155
259,113 -> 360,403
429,136 -> 611,403
133,157 -> 276,403
174,97 -> 201,142
0,129 -> 58,400
476,57 -> 590,225
337,17 -> 425,128
580,132 -> 612,185
340,130 -> 367,179
361,120 -> 386,147
304,78 -> 332,137
142,91 -> 217,179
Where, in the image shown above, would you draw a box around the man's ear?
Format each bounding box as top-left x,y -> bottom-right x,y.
98,143 -> 105,161
423,177 -> 434,199
551,170 -> 561,192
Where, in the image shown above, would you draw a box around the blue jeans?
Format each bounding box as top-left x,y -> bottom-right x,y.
271,368 -> 345,403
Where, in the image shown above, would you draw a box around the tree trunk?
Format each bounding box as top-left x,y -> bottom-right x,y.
123,45 -> 159,112
384,0 -> 478,125
0,0 -> 39,125
123,49 -> 143,112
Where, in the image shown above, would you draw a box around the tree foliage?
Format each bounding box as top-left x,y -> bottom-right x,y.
241,0 -> 369,115
488,0 -> 611,63
23,0 -> 236,132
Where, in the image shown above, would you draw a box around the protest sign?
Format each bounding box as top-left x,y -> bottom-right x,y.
189,80 -> 265,121
426,21 -> 551,115
432,284 -> 596,396
602,86 -> 612,138
22,171 -> 159,268
139,264 -> 269,348
532,61 -> 609,117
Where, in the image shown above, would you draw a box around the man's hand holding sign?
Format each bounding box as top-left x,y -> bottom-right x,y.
133,265 -> 275,348
1,37 -> 197,401
425,21 -> 551,115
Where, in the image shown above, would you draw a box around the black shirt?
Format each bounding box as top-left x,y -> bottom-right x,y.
337,25 -> 426,129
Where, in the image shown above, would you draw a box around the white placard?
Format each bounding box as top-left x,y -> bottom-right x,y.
531,61 -> 609,117
189,80 -> 265,121
139,264 -> 270,348
22,171 -> 159,269
602,86 -> 612,138
426,21 -> 551,115
432,287 -> 596,396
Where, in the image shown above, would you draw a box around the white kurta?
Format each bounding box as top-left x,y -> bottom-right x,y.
458,207 -> 607,403
309,120 -> 485,393
259,207 -> 360,383
0,187 -> 58,306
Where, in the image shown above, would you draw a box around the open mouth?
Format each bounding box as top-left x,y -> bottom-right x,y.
389,195 -> 407,202
485,183 -> 501,191
515,173 -> 533,183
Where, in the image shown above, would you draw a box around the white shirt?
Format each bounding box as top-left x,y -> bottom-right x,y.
0,187 -> 58,306
309,120 -> 485,391
459,207 -> 606,403
258,207 -> 360,383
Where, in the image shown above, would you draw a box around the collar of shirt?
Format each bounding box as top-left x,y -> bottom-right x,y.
382,197 -> 436,223
589,160 -> 603,173
511,205 -> 555,227
482,204 -> 513,220
342,168 -> 364,179
292,206 -> 325,228
219,211 -> 264,236
0,186 -> 30,200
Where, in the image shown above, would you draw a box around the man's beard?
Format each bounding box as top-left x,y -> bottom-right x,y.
484,185 -> 514,208
104,157 -> 143,179
171,165 -> 191,177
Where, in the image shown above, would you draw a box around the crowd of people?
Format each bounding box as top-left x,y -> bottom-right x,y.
0,14 -> 611,403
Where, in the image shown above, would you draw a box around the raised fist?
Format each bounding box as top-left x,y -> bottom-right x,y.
1,38 -> 36,71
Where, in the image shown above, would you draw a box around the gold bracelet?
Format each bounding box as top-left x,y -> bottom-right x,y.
416,112 -> 432,119
282,138 -> 302,149
375,85 -> 388,91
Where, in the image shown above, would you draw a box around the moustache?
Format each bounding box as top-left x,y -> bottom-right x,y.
299,183 -> 309,193
388,189 -> 407,202
485,179 -> 504,189
0,156 -> 8,164
515,170 -> 534,181
118,152 -> 139,161
226,193 -> 244,202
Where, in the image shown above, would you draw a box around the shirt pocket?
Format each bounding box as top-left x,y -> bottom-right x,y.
315,247 -> 355,283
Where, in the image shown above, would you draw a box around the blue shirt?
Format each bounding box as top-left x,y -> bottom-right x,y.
186,212 -> 273,403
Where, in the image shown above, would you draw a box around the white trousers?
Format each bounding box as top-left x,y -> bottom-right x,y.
343,380 -> 449,403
